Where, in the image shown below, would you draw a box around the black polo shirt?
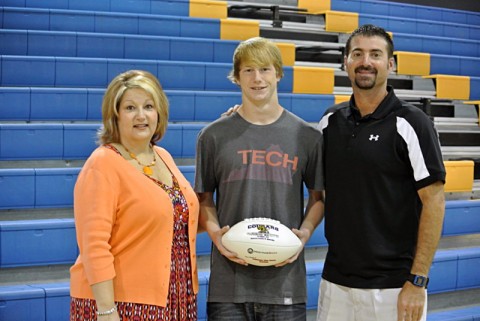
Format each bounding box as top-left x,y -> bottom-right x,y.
318,86 -> 446,289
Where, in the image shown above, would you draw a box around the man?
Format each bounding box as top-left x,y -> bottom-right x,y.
195,37 -> 325,321
317,24 -> 446,321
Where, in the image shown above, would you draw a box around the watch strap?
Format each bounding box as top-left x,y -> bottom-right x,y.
407,274 -> 429,288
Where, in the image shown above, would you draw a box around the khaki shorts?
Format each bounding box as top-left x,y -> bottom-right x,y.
316,278 -> 427,321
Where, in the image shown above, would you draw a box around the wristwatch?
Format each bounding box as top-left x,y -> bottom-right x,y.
407,274 -> 429,288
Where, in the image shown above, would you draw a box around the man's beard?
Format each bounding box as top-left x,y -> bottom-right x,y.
354,66 -> 377,89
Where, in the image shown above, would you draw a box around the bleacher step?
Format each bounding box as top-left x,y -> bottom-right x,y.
429,288 -> 480,313
0,264 -> 70,286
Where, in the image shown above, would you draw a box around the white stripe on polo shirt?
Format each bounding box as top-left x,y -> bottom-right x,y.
317,112 -> 333,133
396,116 -> 430,182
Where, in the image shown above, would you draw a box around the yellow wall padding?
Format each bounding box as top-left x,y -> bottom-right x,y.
293,66 -> 334,94
275,42 -> 296,67
335,95 -> 350,104
324,11 -> 358,33
298,0 -> 330,13
423,74 -> 470,100
394,51 -> 430,76
444,160 -> 474,193
220,19 -> 259,41
190,0 -> 227,19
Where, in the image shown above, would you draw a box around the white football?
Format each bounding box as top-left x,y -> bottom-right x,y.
221,217 -> 302,266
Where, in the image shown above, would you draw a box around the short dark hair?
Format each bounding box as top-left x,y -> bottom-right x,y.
345,24 -> 394,58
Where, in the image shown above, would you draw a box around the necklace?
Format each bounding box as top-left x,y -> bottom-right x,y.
124,145 -> 156,176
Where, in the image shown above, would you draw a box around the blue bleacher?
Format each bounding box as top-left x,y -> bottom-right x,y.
0,200 -> 478,267
359,14 -> 480,41
0,54 -> 472,99
331,0 -> 480,26
1,244 -> 479,320
0,87 -> 334,122
2,0 -> 192,17
430,54 -> 480,78
0,123 -> 203,160
1,0 -> 480,320
392,32 -> 480,58
0,55 -> 260,91
0,276 -> 208,321
0,7 -> 221,39
0,28 -> 480,76
0,29 -> 238,63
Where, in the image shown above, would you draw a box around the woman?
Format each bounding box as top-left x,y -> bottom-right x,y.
70,70 -> 199,321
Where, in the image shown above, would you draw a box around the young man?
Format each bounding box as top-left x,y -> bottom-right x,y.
195,37 -> 325,321
317,24 -> 446,321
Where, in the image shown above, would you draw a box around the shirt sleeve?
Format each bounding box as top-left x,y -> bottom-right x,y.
399,110 -> 446,190
194,128 -> 218,193
74,164 -> 117,285
303,127 -> 325,191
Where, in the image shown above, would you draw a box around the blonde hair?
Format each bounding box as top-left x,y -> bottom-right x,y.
98,70 -> 169,145
228,37 -> 284,83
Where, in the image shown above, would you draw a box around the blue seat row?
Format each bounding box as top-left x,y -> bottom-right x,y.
2,245 -> 480,321
0,7 -> 220,39
2,0 -> 191,17
359,13 -> 480,41
392,32 -> 480,58
3,28 -> 480,79
0,218 -> 324,268
0,123 -> 203,161
1,200 -> 479,267
0,87 -> 334,123
6,0 -> 480,31
430,54 -> 480,77
3,55 -> 478,98
0,166 -> 191,209
0,271 -> 210,321
0,29 -> 238,63
0,166 -> 314,209
0,55 -> 285,91
331,0 -> 480,26
3,7 -> 480,59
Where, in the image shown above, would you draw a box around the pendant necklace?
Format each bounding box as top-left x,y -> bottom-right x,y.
124,145 -> 156,176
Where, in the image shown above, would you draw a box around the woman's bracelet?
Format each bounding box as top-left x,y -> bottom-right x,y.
96,306 -> 117,316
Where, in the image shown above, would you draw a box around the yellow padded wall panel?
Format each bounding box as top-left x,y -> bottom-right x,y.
423,74 -> 470,100
190,0 -> 227,19
275,43 -> 296,66
298,0 -> 330,13
325,11 -> 358,33
335,95 -> 350,104
220,19 -> 259,41
444,160 -> 474,193
394,51 -> 430,76
293,66 -> 334,94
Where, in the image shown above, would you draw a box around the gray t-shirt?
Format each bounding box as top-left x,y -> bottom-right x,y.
195,110 -> 324,305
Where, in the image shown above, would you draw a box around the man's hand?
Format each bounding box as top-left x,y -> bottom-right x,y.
213,225 -> 248,266
274,227 -> 308,267
397,281 -> 426,321
221,104 -> 241,117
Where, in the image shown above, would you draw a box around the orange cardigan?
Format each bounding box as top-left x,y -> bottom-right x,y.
70,145 -> 199,307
